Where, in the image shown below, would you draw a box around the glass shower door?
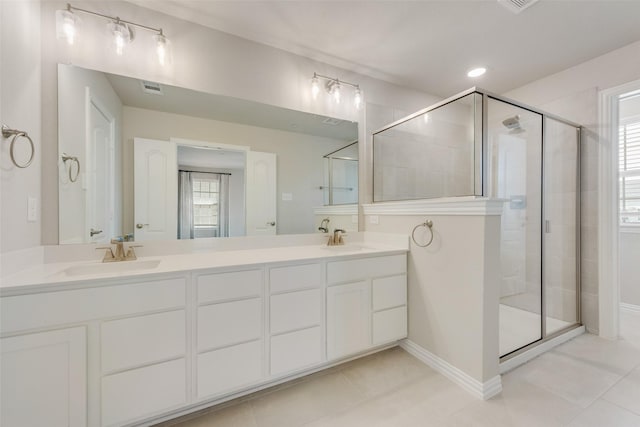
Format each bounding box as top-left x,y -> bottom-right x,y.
487,98 -> 544,357
543,118 -> 580,335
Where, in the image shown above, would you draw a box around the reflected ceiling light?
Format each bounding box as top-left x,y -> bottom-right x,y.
467,67 -> 487,78
310,73 -> 363,110
311,74 -> 321,100
55,3 -> 170,66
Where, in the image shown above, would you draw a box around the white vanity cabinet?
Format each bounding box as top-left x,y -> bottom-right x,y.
0,326 -> 87,427
326,254 -> 407,360
0,276 -> 188,427
195,268 -> 264,400
0,246 -> 407,427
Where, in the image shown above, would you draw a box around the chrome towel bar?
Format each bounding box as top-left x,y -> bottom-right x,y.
2,124 -> 35,169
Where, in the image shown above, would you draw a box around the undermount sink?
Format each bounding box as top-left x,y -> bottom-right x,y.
321,244 -> 371,252
60,259 -> 161,277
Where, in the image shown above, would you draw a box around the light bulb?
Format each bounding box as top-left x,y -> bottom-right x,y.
467,67 -> 487,78
108,20 -> 132,56
332,81 -> 341,104
56,9 -> 80,45
155,33 -> 167,66
354,87 -> 362,110
311,76 -> 320,100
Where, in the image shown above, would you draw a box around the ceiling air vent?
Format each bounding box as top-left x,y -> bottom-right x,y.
140,80 -> 163,95
498,0 -> 539,14
322,117 -> 342,126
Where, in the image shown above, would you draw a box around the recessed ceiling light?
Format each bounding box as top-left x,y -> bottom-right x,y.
467,67 -> 487,78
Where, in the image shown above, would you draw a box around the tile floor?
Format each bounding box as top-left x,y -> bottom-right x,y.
157,310 -> 640,427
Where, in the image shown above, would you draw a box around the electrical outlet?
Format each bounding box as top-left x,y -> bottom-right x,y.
27,196 -> 37,222
351,215 -> 358,224
369,215 -> 379,225
282,192 -> 293,201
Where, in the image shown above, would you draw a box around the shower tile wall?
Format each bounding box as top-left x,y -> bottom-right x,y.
373,95 -> 477,202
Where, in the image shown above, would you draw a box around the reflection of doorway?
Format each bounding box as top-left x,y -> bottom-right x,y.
598,78 -> 640,341
617,87 -> 640,344
86,91 -> 115,244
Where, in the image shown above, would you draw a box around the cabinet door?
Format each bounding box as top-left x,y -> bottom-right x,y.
326,281 -> 371,360
1,327 -> 86,427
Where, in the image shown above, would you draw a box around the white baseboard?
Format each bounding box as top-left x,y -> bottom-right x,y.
499,326 -> 585,374
400,339 -> 502,400
620,303 -> 640,314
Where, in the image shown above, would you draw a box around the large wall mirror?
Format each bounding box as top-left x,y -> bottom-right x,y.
57,64 -> 358,244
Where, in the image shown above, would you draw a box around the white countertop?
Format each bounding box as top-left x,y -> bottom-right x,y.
0,236 -> 408,295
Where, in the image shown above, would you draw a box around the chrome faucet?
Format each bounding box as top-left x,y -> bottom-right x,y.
327,229 -> 346,246
96,237 -> 142,262
318,218 -> 330,233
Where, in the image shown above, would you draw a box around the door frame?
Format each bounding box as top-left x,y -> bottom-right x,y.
597,78 -> 640,339
85,88 -> 115,244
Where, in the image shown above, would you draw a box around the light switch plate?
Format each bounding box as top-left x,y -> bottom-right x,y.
369,215 -> 379,225
351,215 -> 358,224
282,192 -> 293,201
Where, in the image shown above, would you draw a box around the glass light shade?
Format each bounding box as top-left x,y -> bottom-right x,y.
55,9 -> 80,45
154,33 -> 172,66
332,81 -> 341,104
311,76 -> 320,100
107,21 -> 132,56
354,87 -> 363,110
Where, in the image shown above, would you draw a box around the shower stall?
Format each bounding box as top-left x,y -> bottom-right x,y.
372,88 -> 581,360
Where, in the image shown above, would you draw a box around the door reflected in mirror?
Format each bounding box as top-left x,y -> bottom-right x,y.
57,64 -> 358,244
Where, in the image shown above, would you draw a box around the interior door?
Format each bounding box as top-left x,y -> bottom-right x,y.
86,93 -> 114,244
245,151 -> 277,235
134,138 -> 178,241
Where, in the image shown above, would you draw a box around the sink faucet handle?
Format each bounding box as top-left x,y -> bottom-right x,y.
95,246 -> 115,261
125,245 -> 143,260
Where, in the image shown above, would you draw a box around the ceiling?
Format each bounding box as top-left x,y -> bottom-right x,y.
130,0 -> 640,98
105,71 -> 358,141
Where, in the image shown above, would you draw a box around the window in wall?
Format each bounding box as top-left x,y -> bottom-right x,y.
193,178 -> 219,228
619,115 -> 640,225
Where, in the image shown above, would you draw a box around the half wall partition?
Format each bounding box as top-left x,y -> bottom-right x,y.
372,88 -> 581,360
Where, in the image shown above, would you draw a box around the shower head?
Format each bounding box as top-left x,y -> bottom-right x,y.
502,114 -> 524,134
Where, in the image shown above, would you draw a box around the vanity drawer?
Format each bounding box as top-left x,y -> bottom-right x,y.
327,255 -> 406,285
101,310 -> 186,374
197,340 -> 263,400
197,269 -> 263,304
1,278 -> 186,334
101,358 -> 186,427
198,298 -> 262,351
270,326 -> 322,376
372,275 -> 407,311
270,289 -> 321,335
269,263 -> 321,294
372,306 -> 407,345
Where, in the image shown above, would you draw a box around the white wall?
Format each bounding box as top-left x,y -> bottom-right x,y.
122,106 -> 347,235
505,39 -> 640,333
38,0 -> 439,245
57,65 -> 123,243
0,1 -> 41,254
365,212 -> 501,383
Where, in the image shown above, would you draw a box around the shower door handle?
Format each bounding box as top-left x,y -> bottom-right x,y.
545,220 -> 550,233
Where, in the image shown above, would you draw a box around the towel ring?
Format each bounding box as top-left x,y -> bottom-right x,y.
2,125 -> 35,169
412,220 -> 434,247
62,153 -> 81,183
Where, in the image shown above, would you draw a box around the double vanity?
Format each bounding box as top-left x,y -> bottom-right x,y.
0,233 -> 408,427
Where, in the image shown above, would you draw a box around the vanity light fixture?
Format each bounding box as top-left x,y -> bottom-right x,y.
311,73 -> 363,110
55,3 -> 171,65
